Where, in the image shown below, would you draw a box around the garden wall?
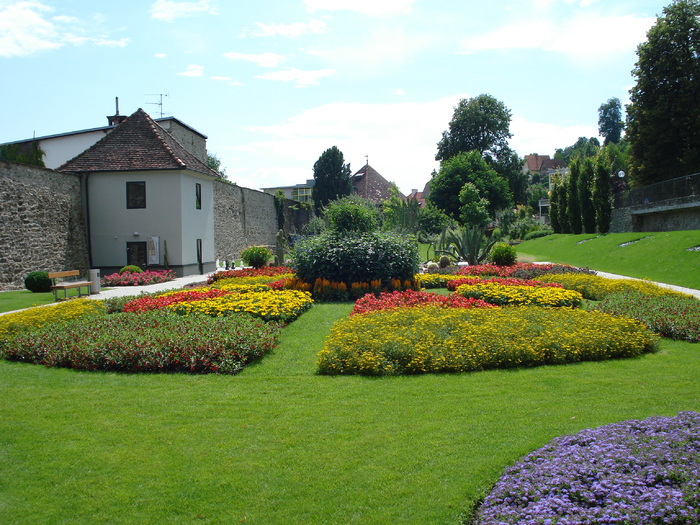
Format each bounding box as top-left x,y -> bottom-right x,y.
0,160 -> 90,290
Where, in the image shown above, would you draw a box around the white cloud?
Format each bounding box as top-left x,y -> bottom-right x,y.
252,19 -> 328,37
255,68 -> 335,87
304,0 -> 416,16
150,0 -> 217,22
223,51 -> 285,68
461,13 -> 654,62
510,116 -> 599,158
177,64 -> 204,76
0,1 -> 131,57
231,96 -> 462,193
154,53 -> 167,58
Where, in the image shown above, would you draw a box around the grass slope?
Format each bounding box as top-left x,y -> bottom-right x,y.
1,303 -> 699,524
516,231 -> 700,289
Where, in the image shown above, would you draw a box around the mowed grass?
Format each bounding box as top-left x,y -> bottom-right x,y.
516,230 -> 700,289
2,302 -> 699,524
0,287 -> 96,313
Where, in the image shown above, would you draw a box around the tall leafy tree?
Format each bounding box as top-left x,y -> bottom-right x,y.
579,157 -> 597,234
554,137 -> 600,164
428,151 -> 512,222
436,94 -> 512,163
593,154 -> 613,233
598,97 -> 624,145
626,0 -> 700,187
567,158 -> 583,234
312,146 -> 352,213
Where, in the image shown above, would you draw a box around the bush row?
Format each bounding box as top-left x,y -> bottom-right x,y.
2,310 -> 280,374
318,305 -> 657,376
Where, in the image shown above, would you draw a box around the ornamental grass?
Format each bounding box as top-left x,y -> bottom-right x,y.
2,310 -> 280,374
318,305 -> 657,376
472,411 -> 700,525
351,290 -> 496,315
535,273 -> 695,301
594,290 -> 700,342
455,282 -> 583,308
0,299 -> 106,343
167,289 -> 313,323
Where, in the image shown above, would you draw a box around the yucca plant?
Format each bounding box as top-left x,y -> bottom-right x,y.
434,226 -> 496,266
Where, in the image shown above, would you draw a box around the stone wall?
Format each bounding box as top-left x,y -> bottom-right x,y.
611,203 -> 700,232
0,160 -> 90,290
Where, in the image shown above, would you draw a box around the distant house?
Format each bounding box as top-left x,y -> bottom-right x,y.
262,179 -> 315,203
351,163 -> 396,203
59,108 -> 221,276
523,154 -> 566,176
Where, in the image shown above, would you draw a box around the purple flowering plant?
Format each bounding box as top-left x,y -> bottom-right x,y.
471,411 -> 700,524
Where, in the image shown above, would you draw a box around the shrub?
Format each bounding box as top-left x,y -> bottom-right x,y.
489,242 -> 517,266
324,195 -> 380,233
594,290 -> 700,342
119,265 -> 143,274
24,271 -> 51,293
426,261 -> 439,273
351,290 -> 496,315
472,411 -> 700,524
241,246 -> 272,268
455,281 -> 582,308
439,255 -> 451,268
523,229 -> 553,241
318,305 -> 657,375
291,231 -> 419,291
2,310 -> 280,374
0,299 -> 106,345
535,273 -> 694,301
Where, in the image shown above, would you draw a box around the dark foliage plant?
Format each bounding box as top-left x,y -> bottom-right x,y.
2,310 -> 281,374
23,271 -> 51,293
291,231 -> 419,286
471,411 -> 700,524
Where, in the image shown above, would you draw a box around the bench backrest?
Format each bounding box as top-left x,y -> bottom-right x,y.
48,270 -> 80,279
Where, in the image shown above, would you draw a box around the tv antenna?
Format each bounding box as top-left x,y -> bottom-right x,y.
145,93 -> 170,118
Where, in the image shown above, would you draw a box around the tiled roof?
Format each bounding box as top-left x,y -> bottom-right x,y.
352,164 -> 395,203
58,108 -> 219,177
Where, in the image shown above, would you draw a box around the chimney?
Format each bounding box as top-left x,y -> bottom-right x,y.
107,97 -> 127,126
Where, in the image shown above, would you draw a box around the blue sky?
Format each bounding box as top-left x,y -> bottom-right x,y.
1,0 -> 668,194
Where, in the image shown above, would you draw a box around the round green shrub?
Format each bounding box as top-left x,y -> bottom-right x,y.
489,242 -> 517,266
241,246 -> 272,269
291,231 -> 419,285
324,195 -> 380,234
119,265 -> 143,274
24,271 -> 51,293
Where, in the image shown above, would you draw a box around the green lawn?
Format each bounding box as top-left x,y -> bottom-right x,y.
516,231 -> 700,289
2,302 -> 699,524
0,287 -> 95,313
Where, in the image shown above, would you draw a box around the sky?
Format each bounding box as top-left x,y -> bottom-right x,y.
0,0 -> 670,195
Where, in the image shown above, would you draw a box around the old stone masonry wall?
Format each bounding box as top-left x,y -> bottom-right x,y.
0,160 -> 90,290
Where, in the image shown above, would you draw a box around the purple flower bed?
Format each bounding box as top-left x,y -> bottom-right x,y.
471,411 -> 700,524
101,269 -> 176,286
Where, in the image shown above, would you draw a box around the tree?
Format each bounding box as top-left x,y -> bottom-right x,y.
593,154 -> 613,234
312,146 -> 352,213
436,94 -> 512,163
567,158 -> 582,234
458,183 -> 490,227
206,152 -> 227,178
626,0 -> 700,187
598,97 -> 624,145
554,137 -> 600,165
579,157 -> 597,234
428,151 -> 512,222
493,146 -> 528,205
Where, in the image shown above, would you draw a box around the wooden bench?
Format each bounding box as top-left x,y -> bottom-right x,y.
48,270 -> 93,301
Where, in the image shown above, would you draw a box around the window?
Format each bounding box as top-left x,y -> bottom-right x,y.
195,183 -> 202,210
126,181 -> 146,209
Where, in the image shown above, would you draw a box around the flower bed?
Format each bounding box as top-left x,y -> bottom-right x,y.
101,269 -> 176,286
455,263 -> 593,278
472,411 -> 700,524
446,277 -> 564,292
206,266 -> 292,284
536,273 -> 694,301
595,290 -> 700,342
318,305 -> 657,375
351,290 -> 496,315
122,289 -> 231,313
1,310 -> 280,374
455,282 -> 583,308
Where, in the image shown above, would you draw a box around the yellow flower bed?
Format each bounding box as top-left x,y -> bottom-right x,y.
168,289 -> 313,323
415,273 -> 476,289
318,305 -> 658,376
0,299 -> 106,341
455,282 -> 583,307
211,274 -> 294,287
535,273 -> 694,300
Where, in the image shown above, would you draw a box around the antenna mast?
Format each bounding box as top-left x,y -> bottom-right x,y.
145,93 -> 169,118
